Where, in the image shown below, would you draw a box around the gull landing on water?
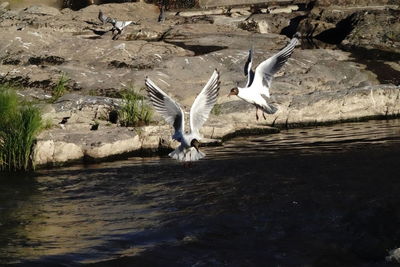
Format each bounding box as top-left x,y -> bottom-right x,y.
145,70 -> 220,162
228,34 -> 299,120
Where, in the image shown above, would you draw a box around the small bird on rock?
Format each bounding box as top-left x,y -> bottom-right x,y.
59,116 -> 70,129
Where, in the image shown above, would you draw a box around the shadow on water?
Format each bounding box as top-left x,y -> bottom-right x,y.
1,120 -> 400,266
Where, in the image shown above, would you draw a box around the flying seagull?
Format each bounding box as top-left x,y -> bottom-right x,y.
145,70 -> 220,162
109,18 -> 133,40
228,34 -> 299,120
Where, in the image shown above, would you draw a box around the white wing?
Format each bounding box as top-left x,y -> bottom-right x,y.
115,21 -> 132,30
189,70 -> 220,136
252,36 -> 299,97
145,78 -> 185,136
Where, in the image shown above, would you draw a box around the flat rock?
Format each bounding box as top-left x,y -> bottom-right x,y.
0,2 -> 399,166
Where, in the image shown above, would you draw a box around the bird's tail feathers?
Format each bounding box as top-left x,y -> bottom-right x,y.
169,147 -> 205,162
261,103 -> 278,114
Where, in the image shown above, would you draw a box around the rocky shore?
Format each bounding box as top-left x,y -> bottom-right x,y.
0,1 -> 399,166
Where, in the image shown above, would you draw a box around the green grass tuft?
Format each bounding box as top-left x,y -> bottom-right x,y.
50,74 -> 69,103
0,84 -> 43,172
118,87 -> 153,127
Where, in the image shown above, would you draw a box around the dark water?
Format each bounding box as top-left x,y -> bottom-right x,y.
1,120 -> 400,266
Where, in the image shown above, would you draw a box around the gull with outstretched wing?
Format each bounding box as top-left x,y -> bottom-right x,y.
229,34 -> 299,120
145,70 -> 220,162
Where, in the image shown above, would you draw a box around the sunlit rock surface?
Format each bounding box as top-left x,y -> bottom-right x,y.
0,1 -> 399,165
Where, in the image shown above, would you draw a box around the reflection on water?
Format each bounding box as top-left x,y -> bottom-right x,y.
1,119 -> 400,266
208,119 -> 400,160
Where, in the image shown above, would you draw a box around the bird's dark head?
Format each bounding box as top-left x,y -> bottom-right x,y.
228,87 -> 239,97
191,139 -> 200,152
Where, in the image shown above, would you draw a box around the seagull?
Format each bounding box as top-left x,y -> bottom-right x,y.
228,34 -> 299,120
145,70 -> 220,162
109,19 -> 133,40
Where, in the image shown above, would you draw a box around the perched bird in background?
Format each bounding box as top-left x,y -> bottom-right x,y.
145,70 -> 220,162
158,5 -> 166,23
60,116 -> 70,125
59,116 -> 70,129
228,34 -> 299,120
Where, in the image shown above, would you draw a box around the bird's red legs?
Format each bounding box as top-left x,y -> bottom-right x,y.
263,112 -> 267,120
255,107 -> 259,121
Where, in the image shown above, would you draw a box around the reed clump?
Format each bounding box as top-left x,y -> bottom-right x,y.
118,88 -> 153,127
0,84 -> 42,171
50,74 -> 69,103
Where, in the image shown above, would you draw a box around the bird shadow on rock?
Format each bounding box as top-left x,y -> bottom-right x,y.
88,28 -> 112,36
84,20 -> 101,26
